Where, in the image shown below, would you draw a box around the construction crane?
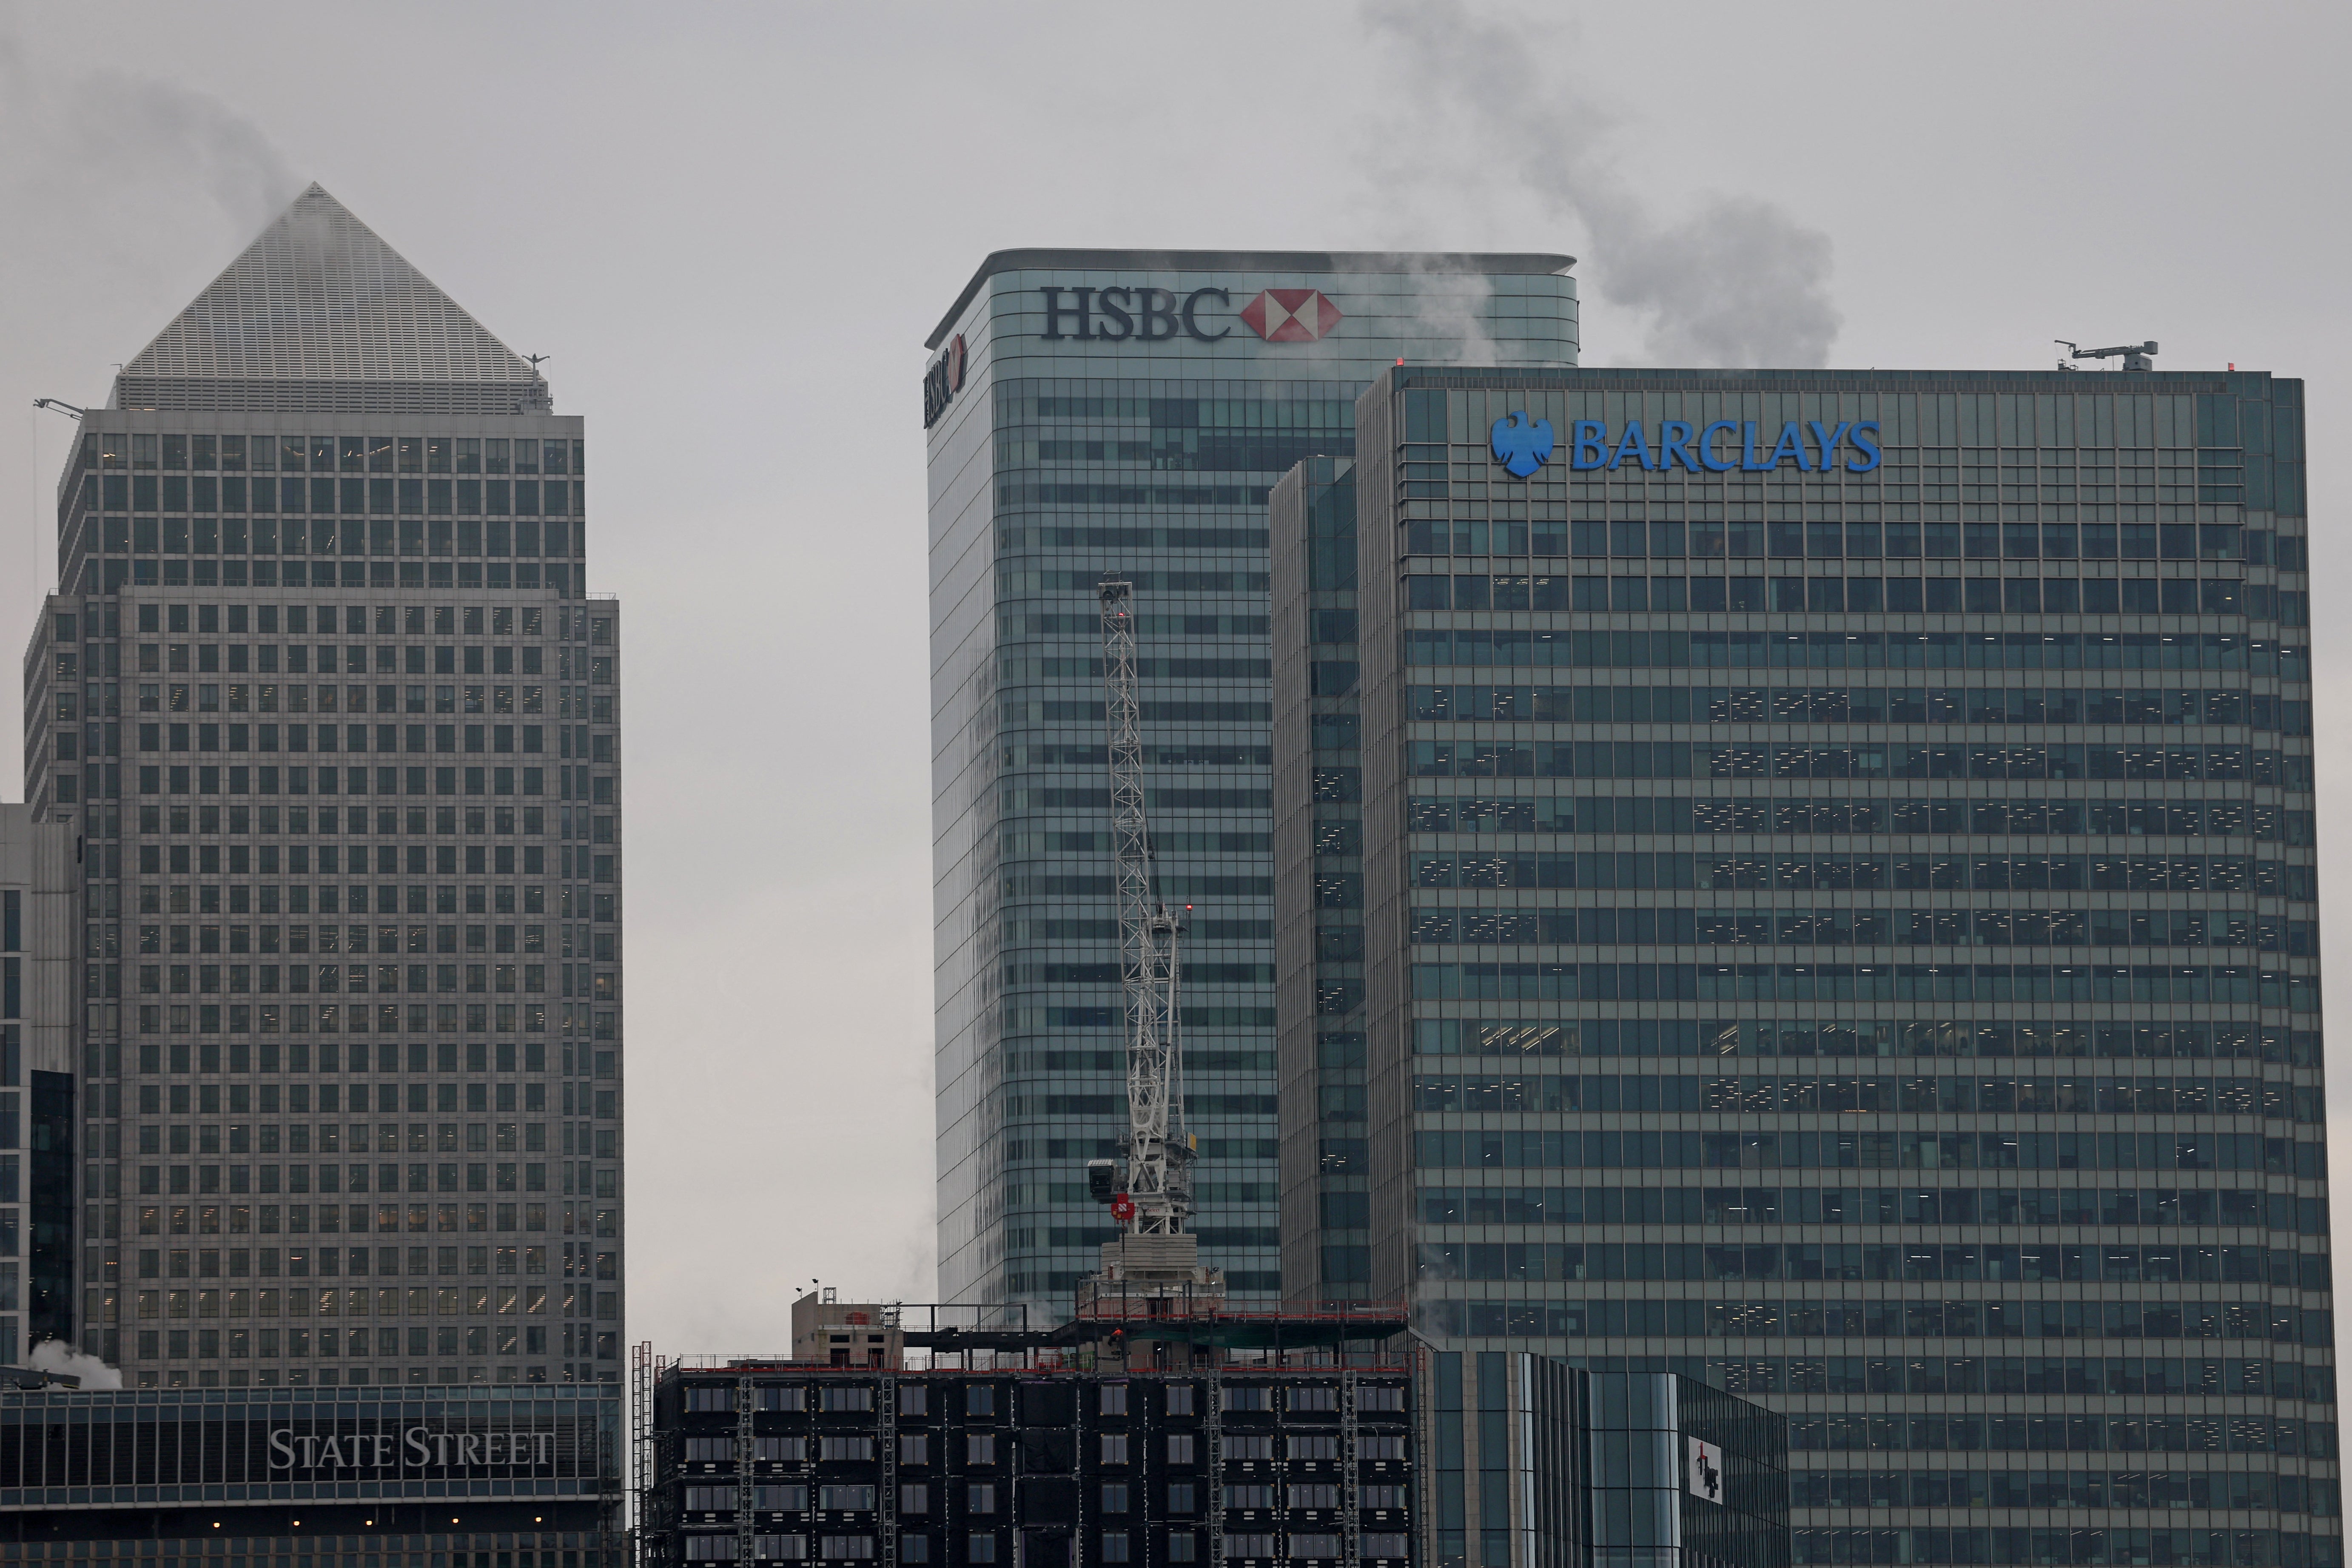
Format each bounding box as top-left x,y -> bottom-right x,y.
1089,576 -> 1195,1237
2056,339 -> 2158,371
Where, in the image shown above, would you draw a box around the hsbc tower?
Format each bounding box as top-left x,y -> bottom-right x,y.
925,250 -> 1577,1314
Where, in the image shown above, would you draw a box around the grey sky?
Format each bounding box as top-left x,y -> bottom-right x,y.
3,0 -> 2348,1355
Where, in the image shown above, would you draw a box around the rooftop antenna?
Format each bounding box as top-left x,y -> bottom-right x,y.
31,399 -> 85,420
2055,339 -> 2158,372
526,353 -> 550,375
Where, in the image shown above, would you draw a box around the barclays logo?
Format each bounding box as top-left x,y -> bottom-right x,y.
1490,413 -> 1555,478
1486,414 -> 1883,476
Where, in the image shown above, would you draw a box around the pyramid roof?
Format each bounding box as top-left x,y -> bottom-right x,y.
114,183 -> 548,413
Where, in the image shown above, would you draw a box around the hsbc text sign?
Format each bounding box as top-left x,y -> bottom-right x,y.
1036,286 -> 1344,344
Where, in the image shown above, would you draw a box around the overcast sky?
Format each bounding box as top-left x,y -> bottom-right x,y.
3,1 -> 2349,1356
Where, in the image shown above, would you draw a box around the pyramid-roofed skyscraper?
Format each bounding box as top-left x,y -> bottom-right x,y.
23,182 -> 625,1393
111,182 -> 551,415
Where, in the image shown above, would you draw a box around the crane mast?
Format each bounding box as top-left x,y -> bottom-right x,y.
1097,577 -> 1193,1235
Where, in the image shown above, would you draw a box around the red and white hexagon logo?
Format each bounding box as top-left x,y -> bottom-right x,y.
1239,288 -> 1345,343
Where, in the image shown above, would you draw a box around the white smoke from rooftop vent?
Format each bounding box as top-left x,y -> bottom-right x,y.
29,1339 -> 125,1389
1400,263 -> 1502,368
1361,0 -> 1841,369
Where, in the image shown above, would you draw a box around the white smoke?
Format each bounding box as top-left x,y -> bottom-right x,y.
1361,0 -> 1842,368
1400,263 -> 1501,367
0,27 -> 300,242
29,1339 -> 124,1389
0,19 -> 302,792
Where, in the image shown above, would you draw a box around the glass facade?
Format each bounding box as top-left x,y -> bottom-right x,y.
1277,368 -> 2333,1568
0,810 -> 80,1364
17,188 -> 624,1391
926,251 -> 1579,1318
0,1385 -> 620,1559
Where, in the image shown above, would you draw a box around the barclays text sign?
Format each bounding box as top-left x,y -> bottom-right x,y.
1489,413 -> 1883,475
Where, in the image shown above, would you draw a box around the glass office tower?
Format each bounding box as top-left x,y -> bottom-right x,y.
1276,366 -> 2333,1568
925,249 -> 1577,1316
20,185 -> 624,1389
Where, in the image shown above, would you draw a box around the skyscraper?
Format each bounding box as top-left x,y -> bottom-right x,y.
1275,365 -> 2331,1568
926,250 -> 1578,1317
0,805 -> 80,1363
21,185 -> 624,1389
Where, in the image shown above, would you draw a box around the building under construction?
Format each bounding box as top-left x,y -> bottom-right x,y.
637,1351 -> 1416,1568
632,1306 -> 1789,1568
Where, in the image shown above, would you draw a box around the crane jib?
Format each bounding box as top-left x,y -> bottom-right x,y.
1098,577 -> 1193,1238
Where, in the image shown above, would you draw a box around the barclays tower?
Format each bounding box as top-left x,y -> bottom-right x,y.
924,250 -> 1578,1315
1270,367 -> 2333,1568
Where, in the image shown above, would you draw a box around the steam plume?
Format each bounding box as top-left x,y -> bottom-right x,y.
0,28 -> 299,237
29,1340 -> 124,1389
1363,0 -> 1842,367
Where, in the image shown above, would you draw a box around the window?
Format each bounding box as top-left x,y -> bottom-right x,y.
686,1438 -> 735,1463
900,1542 -> 928,1565
968,1484 -> 997,1514
1225,1536 -> 1277,1560
755,1486 -> 808,1511
968,1537 -> 997,1565
1364,1486 -> 1408,1510
1102,1536 -> 1132,1564
1361,1384 -> 1405,1414
754,1540 -> 807,1562
1289,1538 -> 1341,1561
1166,1434 -> 1196,1465
760,1386 -> 807,1411
684,1538 -> 736,1562
1221,1386 -> 1270,1411
1225,1437 -> 1274,1461
1288,1436 -> 1339,1460
1288,1485 -> 1341,1508
684,1487 -> 732,1511
753,1437 -> 800,1463
687,1386 -> 732,1412
900,1384 -> 928,1416
1167,1484 -> 1196,1514
899,1485 -> 929,1514
1224,1486 -> 1276,1509
822,1386 -> 874,1412
966,1385 -> 995,1415
1099,1433 -> 1130,1464
816,1539 -> 872,1561
817,1486 -> 875,1511
818,1437 -> 872,1462
966,1434 -> 996,1464
1165,1384 -> 1195,1416
899,1434 -> 929,1464
1167,1537 -> 1197,1564
1361,1437 -> 1408,1460
1099,1383 -> 1128,1415
1364,1537 -> 1412,1559
1100,1483 -> 1130,1513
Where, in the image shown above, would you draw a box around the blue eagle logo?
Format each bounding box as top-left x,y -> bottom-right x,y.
1490,411 -> 1554,477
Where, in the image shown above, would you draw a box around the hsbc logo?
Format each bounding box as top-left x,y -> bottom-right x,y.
1035,285 -> 1344,345
921,333 -> 967,430
1239,288 -> 1344,342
